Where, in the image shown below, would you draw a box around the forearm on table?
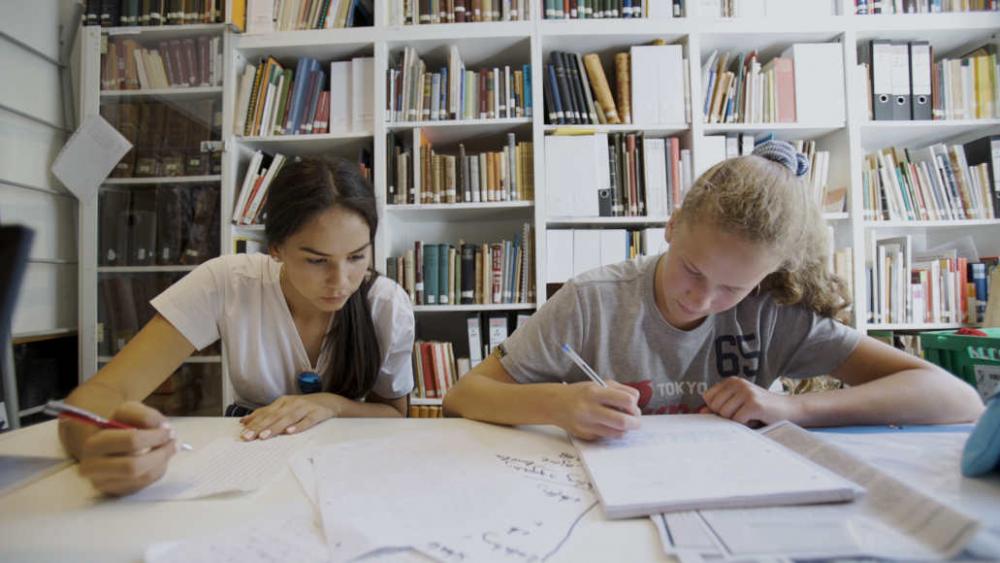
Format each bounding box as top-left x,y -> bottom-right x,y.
790,368 -> 984,427
443,374 -> 566,427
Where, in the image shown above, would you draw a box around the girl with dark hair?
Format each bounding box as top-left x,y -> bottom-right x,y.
58,156 -> 415,496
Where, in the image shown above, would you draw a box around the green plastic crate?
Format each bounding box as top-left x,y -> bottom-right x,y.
920,328 -> 1000,401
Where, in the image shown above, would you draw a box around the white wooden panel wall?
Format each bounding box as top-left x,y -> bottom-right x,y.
0,0 -> 77,338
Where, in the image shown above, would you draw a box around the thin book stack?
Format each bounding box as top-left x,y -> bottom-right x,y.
83,0 -> 226,27
102,36 -> 222,90
854,0 -> 998,14
862,138 -> 999,222
234,56 -> 374,137
386,227 -> 535,307
389,0 -> 530,24
246,0 -> 373,32
386,131 -> 534,205
231,151 -> 287,225
387,46 -> 533,122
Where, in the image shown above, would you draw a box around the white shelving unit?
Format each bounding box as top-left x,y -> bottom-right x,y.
76,22 -> 233,414
77,6 -> 1000,408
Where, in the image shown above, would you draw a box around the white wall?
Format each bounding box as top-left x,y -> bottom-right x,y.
0,0 -> 79,337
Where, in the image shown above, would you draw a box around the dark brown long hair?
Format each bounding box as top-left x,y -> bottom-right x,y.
263,156 -> 381,400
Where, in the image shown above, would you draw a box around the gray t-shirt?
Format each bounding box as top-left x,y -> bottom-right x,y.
499,255 -> 861,415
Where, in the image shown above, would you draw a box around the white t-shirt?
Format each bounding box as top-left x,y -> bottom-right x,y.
150,253 -> 415,408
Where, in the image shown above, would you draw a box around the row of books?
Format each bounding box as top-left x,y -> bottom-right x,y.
386,131 -> 534,205
866,236 -> 995,325
546,228 -> 666,283
410,312 -> 532,401
545,45 -> 686,126
235,56 -> 374,137
868,330 -> 923,359
99,184 -> 220,266
703,0 -> 833,17
390,0 -> 531,23
861,136 -> 1000,221
854,0 -> 998,13
386,228 -> 535,306
702,43 -> 844,124
545,0 -> 683,18
701,134 -> 844,214
545,133 -> 692,218
101,100 -> 221,178
829,244 -> 855,313
860,40 -> 999,121
408,405 -> 444,417
82,0 -> 226,27
102,36 -> 222,91
387,47 -> 533,122
232,151 -> 287,225
245,0 -> 373,32
412,341 -> 467,400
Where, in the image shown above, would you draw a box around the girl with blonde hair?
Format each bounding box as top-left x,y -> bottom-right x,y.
444,141 -> 983,439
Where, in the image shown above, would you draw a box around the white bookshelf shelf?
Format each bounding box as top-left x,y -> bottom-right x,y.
824,212 -> 850,221
864,219 -> 1000,229
233,27 -> 375,60
104,22 -> 228,39
100,86 -> 223,100
237,131 -> 374,155
388,202 -> 534,222
547,216 -> 669,227
702,122 -> 845,140
860,119 -> 1000,149
413,303 -> 536,312
388,118 -> 531,133
410,397 -> 443,406
97,265 -> 199,273
98,355 -> 222,364
232,223 -> 265,232
544,123 -> 689,136
386,21 -> 533,41
103,175 -> 221,185
867,323 -> 969,331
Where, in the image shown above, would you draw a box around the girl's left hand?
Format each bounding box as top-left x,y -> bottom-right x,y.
699,377 -> 797,427
240,395 -> 338,440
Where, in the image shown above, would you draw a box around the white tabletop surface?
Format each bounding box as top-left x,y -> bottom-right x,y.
0,418 -> 997,563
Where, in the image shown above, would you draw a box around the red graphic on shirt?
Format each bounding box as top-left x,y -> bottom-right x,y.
622,380 -> 699,415
622,380 -> 653,409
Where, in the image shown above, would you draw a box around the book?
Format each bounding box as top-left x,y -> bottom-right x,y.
573,415 -> 861,519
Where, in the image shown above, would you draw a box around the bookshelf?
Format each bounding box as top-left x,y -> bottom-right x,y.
76,20 -> 232,416
76,3 -> 1000,411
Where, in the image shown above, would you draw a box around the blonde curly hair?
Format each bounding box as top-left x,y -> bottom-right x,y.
673,154 -> 851,320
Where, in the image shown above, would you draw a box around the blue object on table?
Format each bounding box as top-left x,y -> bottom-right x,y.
962,392 -> 1000,477
297,371 -> 321,394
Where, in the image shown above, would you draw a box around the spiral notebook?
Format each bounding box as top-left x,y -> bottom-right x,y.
572,415 -> 862,519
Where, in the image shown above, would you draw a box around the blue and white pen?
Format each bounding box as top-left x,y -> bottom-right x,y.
561,344 -> 607,388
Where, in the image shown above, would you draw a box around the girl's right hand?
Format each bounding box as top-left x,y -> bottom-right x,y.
76,401 -> 178,496
556,381 -> 642,440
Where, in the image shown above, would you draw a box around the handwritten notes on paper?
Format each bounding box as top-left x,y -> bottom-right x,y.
126,435 -> 308,502
293,425 -> 598,563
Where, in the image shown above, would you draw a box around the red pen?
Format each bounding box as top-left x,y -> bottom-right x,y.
44,400 -> 193,451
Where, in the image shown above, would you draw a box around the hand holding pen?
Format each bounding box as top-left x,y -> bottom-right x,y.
49,400 -> 189,496
559,344 -> 642,440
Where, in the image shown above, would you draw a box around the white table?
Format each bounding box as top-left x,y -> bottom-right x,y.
0,418 -> 997,562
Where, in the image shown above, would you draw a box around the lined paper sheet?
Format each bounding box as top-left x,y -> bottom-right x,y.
125,434 -> 309,501
573,415 -> 861,519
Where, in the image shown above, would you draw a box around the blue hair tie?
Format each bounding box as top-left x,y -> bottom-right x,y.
752,140 -> 810,177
